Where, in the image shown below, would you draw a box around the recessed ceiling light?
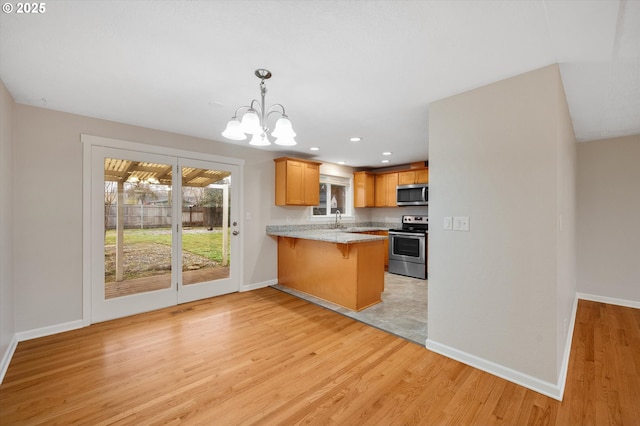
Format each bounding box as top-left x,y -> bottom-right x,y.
349,137 -> 362,142
381,160 -> 390,163
310,147 -> 319,151
338,161 -> 346,165
382,151 -> 392,156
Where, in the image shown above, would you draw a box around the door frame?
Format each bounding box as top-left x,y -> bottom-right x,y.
81,134 -> 244,325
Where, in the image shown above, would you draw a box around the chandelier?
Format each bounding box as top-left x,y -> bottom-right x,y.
221,69 -> 297,146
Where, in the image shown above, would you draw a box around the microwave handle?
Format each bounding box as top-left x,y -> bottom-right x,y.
422,187 -> 426,201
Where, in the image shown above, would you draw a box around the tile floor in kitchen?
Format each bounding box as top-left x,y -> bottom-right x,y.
272,272 -> 428,345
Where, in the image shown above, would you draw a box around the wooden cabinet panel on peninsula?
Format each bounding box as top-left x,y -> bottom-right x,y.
277,237 -> 384,311
398,168 -> 429,185
353,171 -> 375,207
374,172 -> 398,207
274,157 -> 321,206
356,230 -> 389,270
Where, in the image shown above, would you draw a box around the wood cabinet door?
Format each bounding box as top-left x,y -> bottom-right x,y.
398,171 -> 416,185
285,160 -> 305,204
385,173 -> 398,206
416,168 -> 429,183
398,169 -> 429,185
365,175 -> 375,206
275,157 -> 321,206
354,172 -> 374,207
303,162 -> 320,205
374,174 -> 386,207
374,173 -> 398,207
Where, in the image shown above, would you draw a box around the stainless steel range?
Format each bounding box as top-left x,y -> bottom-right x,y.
388,215 -> 428,279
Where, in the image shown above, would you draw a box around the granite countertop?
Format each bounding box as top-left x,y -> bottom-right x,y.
339,226 -> 389,232
266,227 -> 388,244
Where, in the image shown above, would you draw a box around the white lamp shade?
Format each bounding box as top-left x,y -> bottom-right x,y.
249,133 -> 271,146
240,111 -> 262,135
221,119 -> 247,140
271,117 -> 296,138
274,135 -> 297,146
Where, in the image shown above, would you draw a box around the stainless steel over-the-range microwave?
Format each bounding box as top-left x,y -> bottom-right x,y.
396,183 -> 428,206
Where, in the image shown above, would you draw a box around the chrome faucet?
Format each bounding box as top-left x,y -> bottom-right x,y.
334,209 -> 342,229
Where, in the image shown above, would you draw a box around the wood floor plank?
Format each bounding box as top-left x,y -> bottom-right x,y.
1,292 -> 639,425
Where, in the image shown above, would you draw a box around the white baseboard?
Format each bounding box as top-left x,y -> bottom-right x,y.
0,334 -> 19,385
241,278 -> 278,292
556,295 -> 579,400
15,319 -> 85,342
425,339 -> 564,401
577,292 -> 640,309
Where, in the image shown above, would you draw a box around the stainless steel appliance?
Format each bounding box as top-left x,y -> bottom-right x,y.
396,183 -> 428,206
388,215 -> 428,279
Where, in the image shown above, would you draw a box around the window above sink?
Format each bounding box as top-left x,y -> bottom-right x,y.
311,174 -> 353,219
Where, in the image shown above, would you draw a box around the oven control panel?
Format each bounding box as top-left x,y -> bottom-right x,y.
402,215 -> 428,224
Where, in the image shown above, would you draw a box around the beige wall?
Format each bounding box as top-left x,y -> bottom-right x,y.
0,81 -> 15,360
577,134 -> 640,303
11,103 -> 295,332
427,64 -> 576,388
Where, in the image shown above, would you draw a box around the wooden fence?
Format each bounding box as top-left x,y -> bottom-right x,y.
105,205 -> 225,229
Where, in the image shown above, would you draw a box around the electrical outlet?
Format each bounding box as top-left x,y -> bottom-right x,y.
444,216 -> 453,230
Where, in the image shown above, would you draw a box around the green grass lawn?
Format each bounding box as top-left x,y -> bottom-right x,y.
105,227 -> 227,262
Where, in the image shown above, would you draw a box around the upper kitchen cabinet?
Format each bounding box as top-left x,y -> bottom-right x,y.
375,172 -> 398,207
274,157 -> 321,206
398,168 -> 429,185
353,171 -> 375,208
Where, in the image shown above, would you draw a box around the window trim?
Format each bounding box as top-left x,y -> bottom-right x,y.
309,173 -> 354,220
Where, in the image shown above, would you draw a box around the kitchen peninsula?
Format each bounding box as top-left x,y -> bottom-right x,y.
267,227 -> 387,311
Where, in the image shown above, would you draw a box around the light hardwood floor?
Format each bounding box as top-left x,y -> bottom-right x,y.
1,289 -> 638,425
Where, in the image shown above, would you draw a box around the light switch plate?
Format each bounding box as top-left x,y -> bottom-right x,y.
453,216 -> 470,231
444,216 -> 453,230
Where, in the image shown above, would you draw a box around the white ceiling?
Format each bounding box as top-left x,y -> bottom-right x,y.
1,0 -> 638,168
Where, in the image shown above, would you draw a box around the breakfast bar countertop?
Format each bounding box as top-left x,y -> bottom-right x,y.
266,228 -> 387,244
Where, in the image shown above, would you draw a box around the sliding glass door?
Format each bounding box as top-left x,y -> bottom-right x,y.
90,146 -> 240,322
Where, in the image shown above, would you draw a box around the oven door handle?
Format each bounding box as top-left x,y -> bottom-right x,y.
390,233 -> 425,239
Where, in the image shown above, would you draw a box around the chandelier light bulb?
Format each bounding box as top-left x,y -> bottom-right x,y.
271,116 -> 296,138
274,135 -> 297,146
240,110 -> 261,135
221,119 -> 247,140
249,132 -> 271,146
